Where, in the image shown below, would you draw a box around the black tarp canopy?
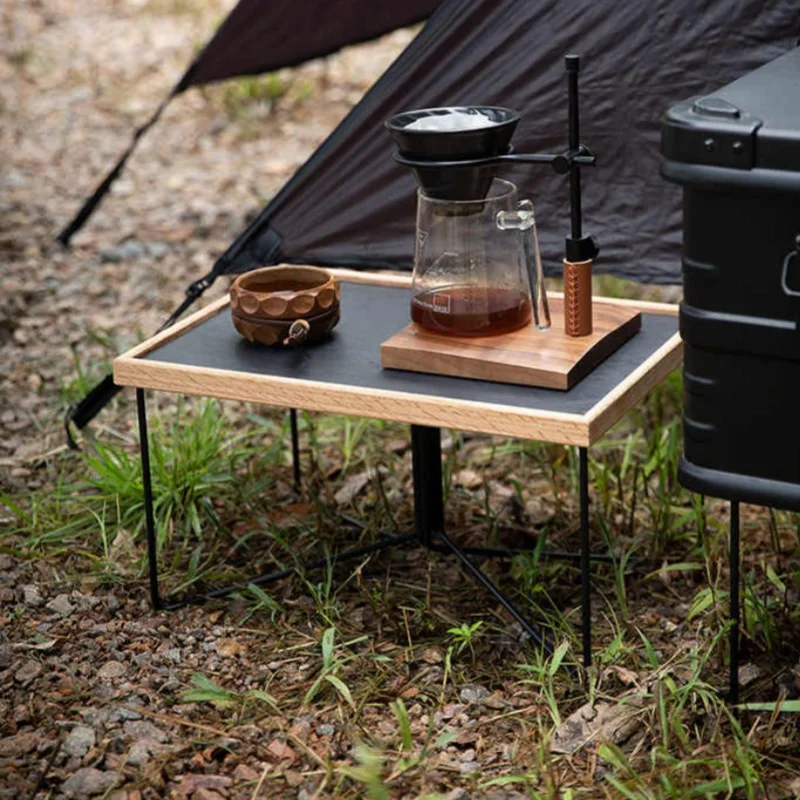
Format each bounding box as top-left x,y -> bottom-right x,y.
211,0 -> 798,285
65,0 -> 800,436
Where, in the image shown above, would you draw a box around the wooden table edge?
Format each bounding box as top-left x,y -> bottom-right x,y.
113,267 -> 681,447
585,332 -> 684,441
113,357 -> 592,446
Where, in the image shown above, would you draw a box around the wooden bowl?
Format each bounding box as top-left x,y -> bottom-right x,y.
232,304 -> 340,347
230,266 -> 339,320
230,266 -> 340,347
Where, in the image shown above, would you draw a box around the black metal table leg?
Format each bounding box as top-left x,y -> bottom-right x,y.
427,543 -> 631,564
729,500 -> 740,704
579,446 -> 592,668
160,531 -> 418,611
410,424 -> 552,657
411,425 -> 443,548
136,388 -> 162,610
135,392 -> 415,610
289,408 -> 301,492
438,530 -> 551,654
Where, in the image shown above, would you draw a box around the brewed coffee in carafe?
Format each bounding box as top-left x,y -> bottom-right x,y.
411,178 -> 548,336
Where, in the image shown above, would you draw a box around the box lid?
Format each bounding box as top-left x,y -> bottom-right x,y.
662,46 -> 800,186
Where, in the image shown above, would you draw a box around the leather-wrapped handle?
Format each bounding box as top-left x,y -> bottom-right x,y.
563,259 -> 593,337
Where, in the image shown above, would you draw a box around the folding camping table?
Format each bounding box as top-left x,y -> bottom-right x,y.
113,270 -> 682,668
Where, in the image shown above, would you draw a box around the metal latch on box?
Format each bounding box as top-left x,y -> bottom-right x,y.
661,96 -> 762,170
781,235 -> 800,298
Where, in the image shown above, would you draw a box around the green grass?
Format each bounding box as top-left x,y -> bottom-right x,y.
4,369 -> 800,797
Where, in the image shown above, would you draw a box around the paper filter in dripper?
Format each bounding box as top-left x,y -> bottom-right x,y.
385,106 -> 519,200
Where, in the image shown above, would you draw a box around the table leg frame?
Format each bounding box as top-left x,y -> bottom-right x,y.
135,390 -> 594,669
729,500 -> 740,705
136,390 -> 414,612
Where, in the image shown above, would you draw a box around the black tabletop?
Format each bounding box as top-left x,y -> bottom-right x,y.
144,283 -> 678,417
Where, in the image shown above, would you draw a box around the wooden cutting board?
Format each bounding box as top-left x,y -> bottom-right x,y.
380,297 -> 642,390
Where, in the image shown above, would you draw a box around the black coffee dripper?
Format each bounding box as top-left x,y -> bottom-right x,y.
385,106 -> 519,200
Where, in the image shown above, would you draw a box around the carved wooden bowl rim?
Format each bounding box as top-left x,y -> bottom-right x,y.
230,266 -> 339,320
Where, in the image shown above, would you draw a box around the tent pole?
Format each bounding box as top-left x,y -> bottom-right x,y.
58,97 -> 174,246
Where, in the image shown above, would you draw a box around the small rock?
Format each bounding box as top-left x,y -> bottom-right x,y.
122,240 -> 146,259
739,663 -> 762,687
64,725 -> 96,758
99,240 -> 145,263
267,739 -> 297,763
455,468 -> 483,489
23,584 -> 44,607
46,593 -> 75,617
232,764 -> 260,783
218,638 -> 245,658
525,498 -> 555,526
193,789 -> 226,800
109,702 -> 142,722
97,661 -> 127,681
459,761 -> 481,775
146,241 -> 169,259
459,684 -> 490,704
106,594 -> 119,613
15,659 -> 42,683
81,708 -> 113,728
123,720 -> 168,743
173,774 -> 232,795
12,703 -> 31,725
0,731 -> 39,758
445,790 -> 471,800
62,767 -> 121,797
126,739 -> 155,767
161,648 -> 181,664
420,647 -> 443,664
315,723 -> 335,736
283,770 -> 304,788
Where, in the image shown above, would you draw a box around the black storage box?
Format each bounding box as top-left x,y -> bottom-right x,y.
661,46 -> 800,512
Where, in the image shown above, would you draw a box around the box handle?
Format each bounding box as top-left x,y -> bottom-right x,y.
780,236 -> 800,298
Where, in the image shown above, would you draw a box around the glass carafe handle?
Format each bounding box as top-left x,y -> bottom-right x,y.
496,200 -> 551,331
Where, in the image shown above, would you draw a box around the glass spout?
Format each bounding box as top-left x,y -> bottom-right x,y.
496,200 -> 551,330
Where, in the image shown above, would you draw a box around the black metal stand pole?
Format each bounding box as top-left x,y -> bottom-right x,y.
136,389 -> 162,610
289,409 -> 301,492
566,54 -> 583,240
729,500 -> 740,704
579,446 -> 592,668
411,425 -> 443,548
